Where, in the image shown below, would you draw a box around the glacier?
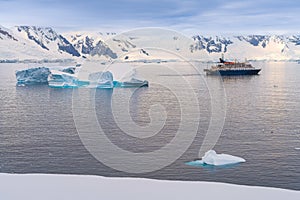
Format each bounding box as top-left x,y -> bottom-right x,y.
16,67 -> 51,85
186,150 -> 246,167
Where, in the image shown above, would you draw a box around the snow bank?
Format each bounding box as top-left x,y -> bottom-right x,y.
0,173 -> 298,200
16,67 -> 51,85
187,150 -> 246,166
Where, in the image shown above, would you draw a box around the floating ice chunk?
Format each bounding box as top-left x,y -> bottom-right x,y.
114,78 -> 149,88
201,150 -> 245,166
114,69 -> 149,88
61,67 -> 76,74
186,160 -> 204,167
88,71 -> 114,89
88,71 -> 113,82
187,150 -> 246,167
203,150 -> 246,166
16,67 -> 51,85
48,70 -> 88,88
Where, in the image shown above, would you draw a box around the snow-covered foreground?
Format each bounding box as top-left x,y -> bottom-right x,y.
0,173 -> 299,200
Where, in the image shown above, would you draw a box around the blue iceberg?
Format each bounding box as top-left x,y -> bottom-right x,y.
113,69 -> 148,88
16,66 -> 148,89
114,78 -> 149,88
49,71 -> 113,89
48,70 -> 88,88
88,71 -> 114,89
16,67 -> 51,85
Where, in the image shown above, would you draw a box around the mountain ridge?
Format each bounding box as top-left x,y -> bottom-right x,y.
1,25 -> 300,62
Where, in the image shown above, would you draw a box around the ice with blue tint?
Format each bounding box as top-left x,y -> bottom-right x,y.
48,70 -> 88,88
186,150 -> 246,167
114,69 -> 149,88
114,78 -> 149,88
16,67 -> 51,85
88,71 -> 114,88
16,66 -> 148,89
61,67 -> 76,74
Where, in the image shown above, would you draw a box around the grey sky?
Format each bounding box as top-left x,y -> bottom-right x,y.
0,0 -> 299,34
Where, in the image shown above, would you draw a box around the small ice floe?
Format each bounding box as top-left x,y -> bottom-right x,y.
186,150 -> 246,167
114,78 -> 149,88
295,147 -> 300,150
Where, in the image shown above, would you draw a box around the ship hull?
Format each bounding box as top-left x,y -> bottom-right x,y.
204,68 -> 261,76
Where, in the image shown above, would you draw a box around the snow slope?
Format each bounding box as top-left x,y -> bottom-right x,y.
64,31 -> 117,59
0,26 -> 78,61
2,25 -> 300,62
0,173 -> 299,200
190,35 -> 300,61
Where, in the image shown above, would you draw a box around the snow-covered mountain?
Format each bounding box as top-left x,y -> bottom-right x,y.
0,26 -> 18,41
15,26 -> 80,57
1,25 -> 300,62
0,26 -> 81,61
190,34 -> 300,61
191,36 -> 233,53
64,32 -> 117,59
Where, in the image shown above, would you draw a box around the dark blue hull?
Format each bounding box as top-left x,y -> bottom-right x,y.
205,68 -> 261,76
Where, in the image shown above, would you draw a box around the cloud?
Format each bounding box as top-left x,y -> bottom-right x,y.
0,0 -> 299,34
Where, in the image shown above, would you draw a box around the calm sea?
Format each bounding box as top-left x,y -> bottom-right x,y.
0,61 -> 299,190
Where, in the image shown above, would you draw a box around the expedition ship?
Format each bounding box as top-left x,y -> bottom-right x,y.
204,58 -> 261,76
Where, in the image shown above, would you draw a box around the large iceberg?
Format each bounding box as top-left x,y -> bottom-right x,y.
187,150 -> 246,166
48,70 -> 88,88
48,71 -> 113,88
16,67 -> 51,85
16,66 -> 148,89
88,71 -> 114,88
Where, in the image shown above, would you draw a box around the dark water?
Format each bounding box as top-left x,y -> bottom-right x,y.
0,62 -> 299,190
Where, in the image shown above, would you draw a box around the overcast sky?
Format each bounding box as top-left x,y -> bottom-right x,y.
0,0 -> 299,35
